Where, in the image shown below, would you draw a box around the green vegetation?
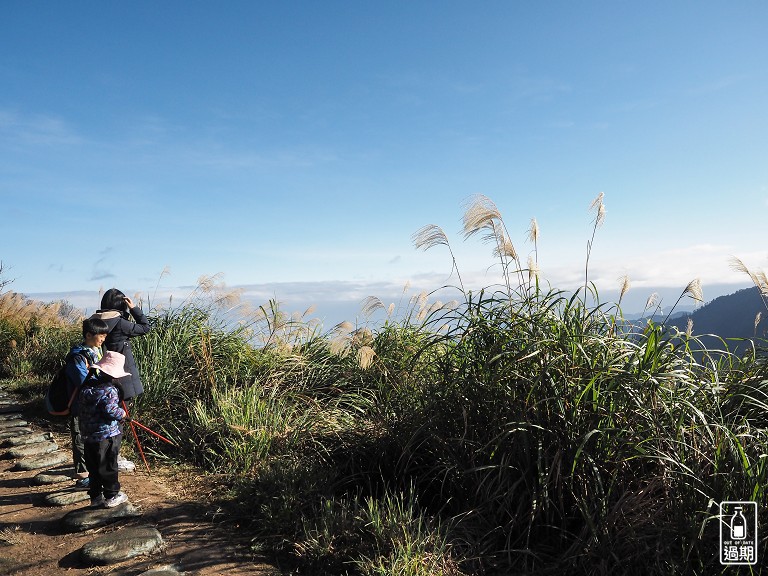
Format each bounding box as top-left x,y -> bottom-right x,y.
1,197 -> 767,575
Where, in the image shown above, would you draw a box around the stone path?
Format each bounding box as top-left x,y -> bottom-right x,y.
0,386 -> 282,575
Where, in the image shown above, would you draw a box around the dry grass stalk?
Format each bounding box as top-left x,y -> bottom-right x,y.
528,217 -> 539,244
416,291 -> 428,311
412,224 -> 450,251
357,345 -> 376,370
199,274 -> 243,310
0,291 -> 81,328
758,271 -> 768,294
492,234 -> 518,260
352,327 -> 373,347
683,278 -> 704,303
527,255 -> 539,282
618,275 -> 631,301
329,321 -> 355,356
362,296 -> 385,318
462,194 -> 503,239
427,301 -> 444,315
0,525 -> 23,546
730,256 -> 768,296
590,192 -> 606,227
462,195 -> 514,266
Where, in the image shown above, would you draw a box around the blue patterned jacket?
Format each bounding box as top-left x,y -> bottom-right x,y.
78,376 -> 126,442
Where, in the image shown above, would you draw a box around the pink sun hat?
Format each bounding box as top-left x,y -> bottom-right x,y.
94,351 -> 131,379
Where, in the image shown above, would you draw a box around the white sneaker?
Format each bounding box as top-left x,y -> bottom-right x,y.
104,491 -> 128,508
89,495 -> 105,508
117,458 -> 136,472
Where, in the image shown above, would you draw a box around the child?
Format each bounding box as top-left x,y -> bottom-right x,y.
64,317 -> 110,488
78,351 -> 131,508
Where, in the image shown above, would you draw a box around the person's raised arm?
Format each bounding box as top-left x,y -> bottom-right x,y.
121,296 -> 151,336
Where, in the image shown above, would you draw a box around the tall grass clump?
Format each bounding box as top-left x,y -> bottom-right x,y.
5,197 -> 768,575
362,194 -> 768,574
130,277 -> 380,475
0,288 -> 81,378
160,195 -> 767,574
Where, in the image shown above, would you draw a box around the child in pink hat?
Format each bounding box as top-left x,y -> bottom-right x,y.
78,351 -> 132,508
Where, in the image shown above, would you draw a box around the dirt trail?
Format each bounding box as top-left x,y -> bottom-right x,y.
0,398 -> 284,576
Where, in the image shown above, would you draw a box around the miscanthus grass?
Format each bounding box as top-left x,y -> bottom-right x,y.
0,290 -> 81,378
4,196 -> 768,575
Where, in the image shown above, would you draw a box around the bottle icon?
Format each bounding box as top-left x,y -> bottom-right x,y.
731,506 -> 747,540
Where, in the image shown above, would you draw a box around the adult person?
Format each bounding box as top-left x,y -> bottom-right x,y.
90,288 -> 151,471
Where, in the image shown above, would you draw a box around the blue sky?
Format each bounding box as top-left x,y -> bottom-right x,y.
1,2 -> 766,325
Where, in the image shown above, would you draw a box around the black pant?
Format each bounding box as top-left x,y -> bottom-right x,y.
84,434 -> 122,499
69,415 -> 87,475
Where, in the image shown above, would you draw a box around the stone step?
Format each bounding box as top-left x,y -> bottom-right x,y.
44,489 -> 90,506
138,566 -> 183,576
0,419 -> 28,429
33,471 -> 73,486
0,428 -> 33,440
80,525 -> 164,566
2,432 -> 53,447
0,413 -> 23,421
4,441 -> 59,459
12,449 -> 69,471
0,404 -> 23,413
62,501 -> 143,531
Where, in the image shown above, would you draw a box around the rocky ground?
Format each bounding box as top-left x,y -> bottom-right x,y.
0,387 -> 285,576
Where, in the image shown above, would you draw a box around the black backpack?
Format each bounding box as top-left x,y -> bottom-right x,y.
44,351 -> 91,416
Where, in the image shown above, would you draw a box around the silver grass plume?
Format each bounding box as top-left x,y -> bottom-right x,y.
618,275 -> 631,302
352,327 -> 374,347
729,256 -> 761,287
755,312 -> 762,335
528,255 -> 539,283
357,346 -> 376,370
412,224 -> 450,251
493,233 -> 518,260
329,321 -> 354,356
528,217 -> 539,244
462,194 -> 503,240
362,296 -> 385,317
757,270 -> 768,295
590,192 -> 606,227
303,305 -> 316,317
683,278 -> 704,303
686,318 -> 694,337
645,292 -> 659,310
427,300 -> 443,315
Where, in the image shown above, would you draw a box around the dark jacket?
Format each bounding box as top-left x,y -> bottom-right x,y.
90,306 -> 150,400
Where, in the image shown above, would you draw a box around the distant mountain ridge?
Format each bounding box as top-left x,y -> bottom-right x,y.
667,286 -> 767,343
